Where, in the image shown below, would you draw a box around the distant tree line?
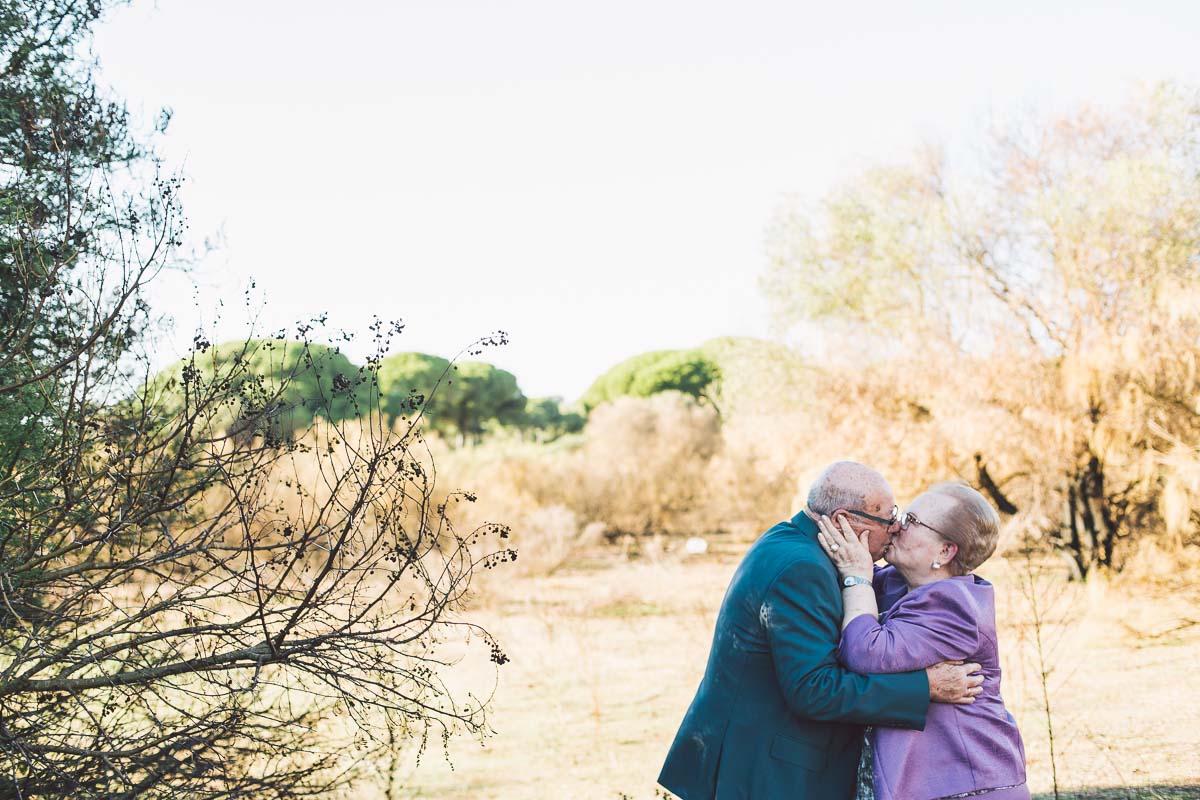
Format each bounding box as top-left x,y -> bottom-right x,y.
148,335 -> 753,448
151,343 -> 585,446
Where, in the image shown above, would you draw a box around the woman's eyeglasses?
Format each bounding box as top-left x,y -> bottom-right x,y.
899,511 -> 951,538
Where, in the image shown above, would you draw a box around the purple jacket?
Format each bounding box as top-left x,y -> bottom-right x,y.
837,567 -> 1027,800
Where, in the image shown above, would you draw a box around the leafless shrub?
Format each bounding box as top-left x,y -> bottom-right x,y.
0,327 -> 515,798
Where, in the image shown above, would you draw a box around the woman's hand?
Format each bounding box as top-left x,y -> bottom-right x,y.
815,514 -> 875,580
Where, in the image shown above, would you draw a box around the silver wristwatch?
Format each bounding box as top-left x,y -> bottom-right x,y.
842,575 -> 872,588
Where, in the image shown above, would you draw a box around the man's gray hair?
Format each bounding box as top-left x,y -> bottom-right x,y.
805,460 -> 883,515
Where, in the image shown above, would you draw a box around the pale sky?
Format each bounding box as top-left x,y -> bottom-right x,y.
93,1 -> 1200,400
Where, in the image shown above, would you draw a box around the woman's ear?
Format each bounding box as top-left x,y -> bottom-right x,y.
943,542 -> 959,564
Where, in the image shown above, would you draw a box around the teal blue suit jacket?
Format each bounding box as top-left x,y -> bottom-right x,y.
658,513 -> 929,799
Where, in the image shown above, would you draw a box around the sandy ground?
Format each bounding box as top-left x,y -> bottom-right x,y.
386,542 -> 1200,800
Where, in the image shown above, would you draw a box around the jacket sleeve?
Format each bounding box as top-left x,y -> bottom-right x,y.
837,582 -> 980,674
764,559 -> 930,730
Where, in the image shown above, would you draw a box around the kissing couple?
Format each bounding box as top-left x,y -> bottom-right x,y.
658,461 -> 1029,800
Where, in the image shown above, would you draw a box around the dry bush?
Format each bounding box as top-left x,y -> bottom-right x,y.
424,439 -> 596,577
420,394 -> 724,552
744,331 -> 1200,582
704,415 -> 802,535
565,393 -> 721,537
414,392 -> 805,575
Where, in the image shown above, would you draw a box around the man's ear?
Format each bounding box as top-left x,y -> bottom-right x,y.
831,509 -> 860,535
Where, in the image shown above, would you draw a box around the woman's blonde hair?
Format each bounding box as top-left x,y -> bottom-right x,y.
929,481 -> 1000,575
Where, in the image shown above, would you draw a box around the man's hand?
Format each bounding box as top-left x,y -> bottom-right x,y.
926,660 -> 983,704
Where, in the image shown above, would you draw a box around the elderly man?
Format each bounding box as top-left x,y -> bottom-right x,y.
658,461 -> 983,800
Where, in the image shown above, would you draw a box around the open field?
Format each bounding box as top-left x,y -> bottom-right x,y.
393,535 -> 1200,799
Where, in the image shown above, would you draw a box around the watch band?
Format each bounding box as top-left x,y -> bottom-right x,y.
842,575 -> 872,588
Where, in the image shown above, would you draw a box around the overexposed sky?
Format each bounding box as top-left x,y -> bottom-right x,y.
93,1 -> 1200,400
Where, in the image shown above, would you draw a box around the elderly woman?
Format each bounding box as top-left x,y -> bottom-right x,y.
816,482 -> 1029,800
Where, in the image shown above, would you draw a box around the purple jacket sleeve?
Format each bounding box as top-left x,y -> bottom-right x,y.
837,581 -> 980,674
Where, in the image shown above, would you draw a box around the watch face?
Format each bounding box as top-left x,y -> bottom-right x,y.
842,576 -> 853,586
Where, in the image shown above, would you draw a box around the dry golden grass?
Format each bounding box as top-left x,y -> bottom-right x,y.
380,537 -> 1200,800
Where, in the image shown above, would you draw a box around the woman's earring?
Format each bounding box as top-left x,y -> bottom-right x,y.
931,561 -> 941,569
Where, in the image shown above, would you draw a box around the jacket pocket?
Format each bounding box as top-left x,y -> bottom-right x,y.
769,733 -> 827,771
